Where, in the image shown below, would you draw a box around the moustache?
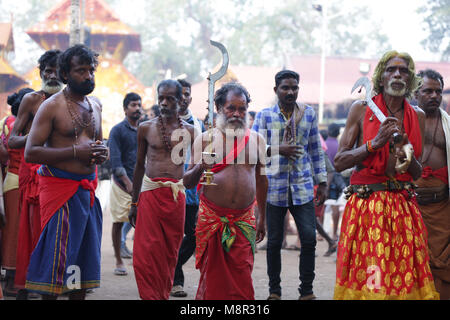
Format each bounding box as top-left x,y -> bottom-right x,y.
428,100 -> 440,105
227,117 -> 244,123
45,79 -> 62,86
388,79 -> 407,86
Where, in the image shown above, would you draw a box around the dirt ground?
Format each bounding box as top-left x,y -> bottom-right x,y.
1,183 -> 340,300
85,200 -> 338,301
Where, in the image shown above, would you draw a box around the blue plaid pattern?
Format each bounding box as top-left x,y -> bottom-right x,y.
252,104 -> 327,207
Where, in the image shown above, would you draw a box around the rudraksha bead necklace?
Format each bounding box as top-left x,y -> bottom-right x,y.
158,114 -> 183,152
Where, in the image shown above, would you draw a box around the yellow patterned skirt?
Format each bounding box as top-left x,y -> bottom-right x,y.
334,191 -> 439,300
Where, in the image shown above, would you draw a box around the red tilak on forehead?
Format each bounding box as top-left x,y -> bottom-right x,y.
387,57 -> 408,66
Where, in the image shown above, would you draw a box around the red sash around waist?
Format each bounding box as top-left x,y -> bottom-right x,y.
422,166 -> 448,184
39,173 -> 97,231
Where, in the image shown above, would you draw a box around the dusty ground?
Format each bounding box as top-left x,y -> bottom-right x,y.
2,184 -> 340,300
85,202 -> 338,301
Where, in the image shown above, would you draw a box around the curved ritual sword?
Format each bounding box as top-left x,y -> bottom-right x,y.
351,76 -> 402,144
201,40 -> 229,186
207,40 -> 229,128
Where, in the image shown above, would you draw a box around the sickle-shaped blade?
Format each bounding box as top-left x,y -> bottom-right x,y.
209,40 -> 229,83
351,76 -> 402,143
351,76 -> 372,100
206,40 -> 229,129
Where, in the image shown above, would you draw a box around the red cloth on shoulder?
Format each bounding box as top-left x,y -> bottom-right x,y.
212,128 -> 251,173
351,93 -> 422,185
197,129 -> 251,192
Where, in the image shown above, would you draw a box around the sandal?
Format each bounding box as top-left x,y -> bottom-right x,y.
323,242 -> 338,257
114,267 -> 128,276
170,285 -> 187,298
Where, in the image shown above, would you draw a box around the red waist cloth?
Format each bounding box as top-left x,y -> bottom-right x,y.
18,161 -> 41,203
132,177 -> 186,300
195,194 -> 256,300
334,191 -> 439,300
351,94 -> 422,185
7,147 -> 23,175
38,173 -> 97,231
422,166 -> 448,185
15,161 -> 42,289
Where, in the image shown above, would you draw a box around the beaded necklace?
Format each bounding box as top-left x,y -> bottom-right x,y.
158,115 -> 183,152
386,103 -> 405,136
63,88 -> 96,143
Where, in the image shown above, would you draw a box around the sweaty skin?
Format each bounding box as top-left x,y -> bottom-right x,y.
24,58 -> 108,175
24,90 -> 107,175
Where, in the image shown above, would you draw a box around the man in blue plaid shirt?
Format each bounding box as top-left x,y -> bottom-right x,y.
252,70 -> 327,300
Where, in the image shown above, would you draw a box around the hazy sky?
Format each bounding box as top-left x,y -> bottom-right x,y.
114,0 -> 438,61
2,0 -> 442,75
355,0 -> 437,61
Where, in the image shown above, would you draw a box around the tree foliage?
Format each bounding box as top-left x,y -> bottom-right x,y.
2,0 -> 393,85
118,0 -> 392,86
419,0 -> 450,61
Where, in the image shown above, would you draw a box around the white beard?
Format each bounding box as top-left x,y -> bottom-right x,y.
216,112 -> 248,133
42,81 -> 64,95
385,79 -> 407,97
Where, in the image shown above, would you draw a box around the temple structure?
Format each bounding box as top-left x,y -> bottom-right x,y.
24,0 -> 152,137
0,21 -> 27,119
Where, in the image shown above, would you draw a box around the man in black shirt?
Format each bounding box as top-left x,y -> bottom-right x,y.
108,92 -> 142,276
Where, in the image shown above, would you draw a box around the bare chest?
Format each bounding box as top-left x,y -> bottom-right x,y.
209,134 -> 259,165
424,119 -> 446,151
54,106 -> 100,143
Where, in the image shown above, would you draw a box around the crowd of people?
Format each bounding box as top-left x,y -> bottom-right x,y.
0,45 -> 448,300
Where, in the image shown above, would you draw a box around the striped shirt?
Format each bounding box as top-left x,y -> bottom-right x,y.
252,104 -> 327,207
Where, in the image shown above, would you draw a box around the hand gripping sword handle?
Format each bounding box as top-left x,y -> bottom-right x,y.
351,77 -> 402,144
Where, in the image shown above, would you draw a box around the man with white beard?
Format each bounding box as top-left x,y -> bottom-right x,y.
183,82 -> 268,300
332,51 -> 439,300
8,49 -> 63,299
